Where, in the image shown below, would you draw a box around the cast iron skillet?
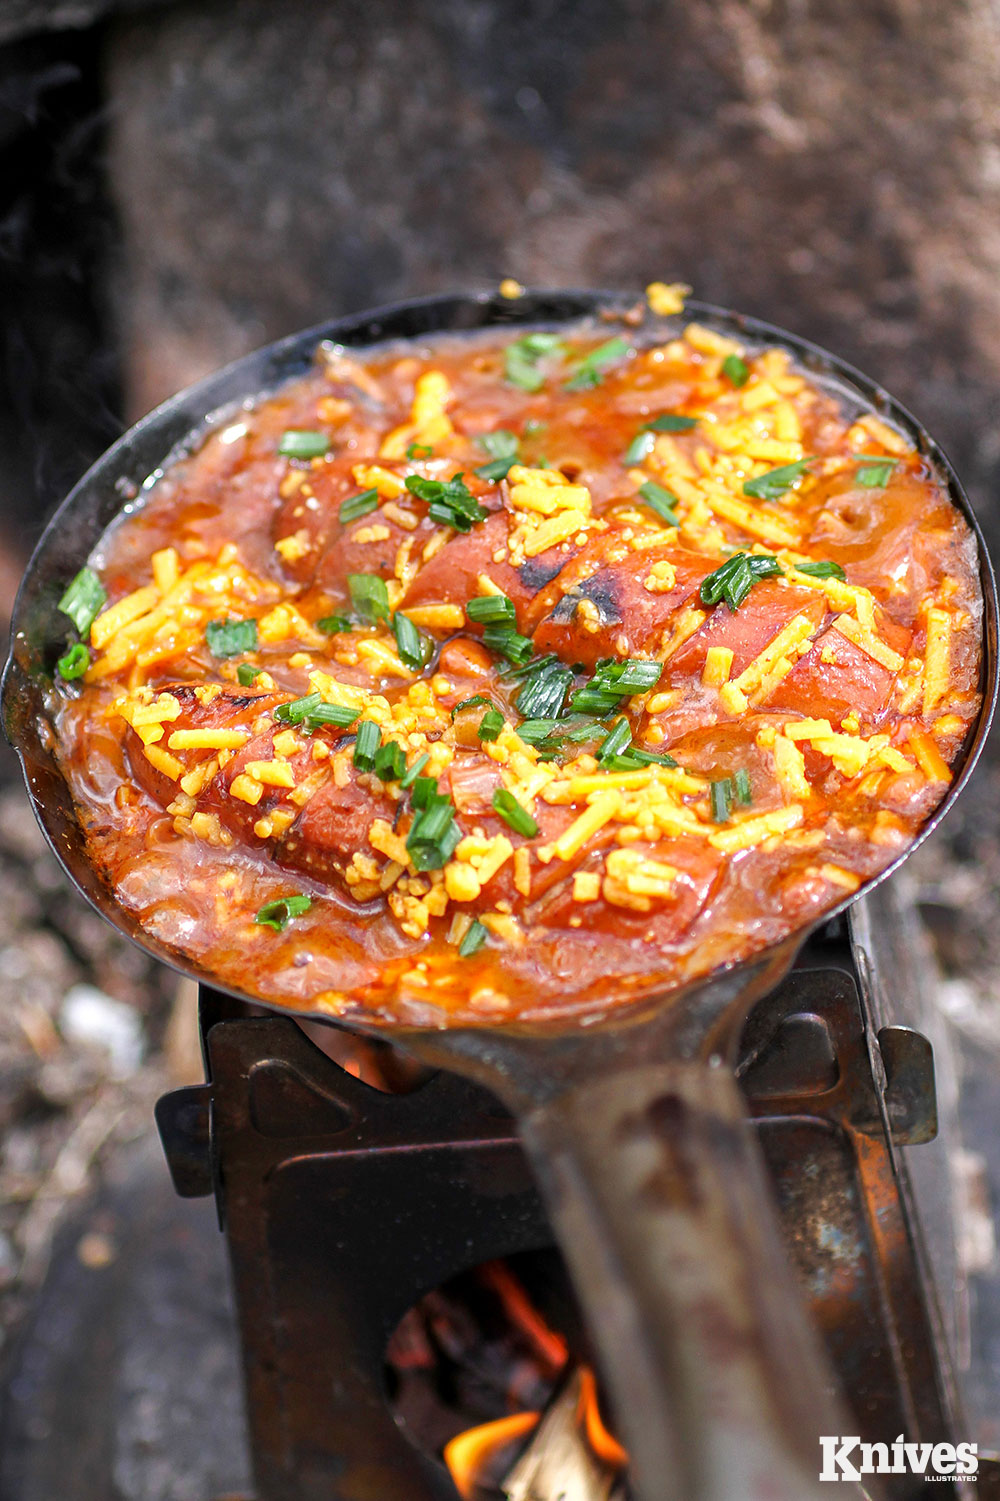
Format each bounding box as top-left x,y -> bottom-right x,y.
4,292 -> 997,1501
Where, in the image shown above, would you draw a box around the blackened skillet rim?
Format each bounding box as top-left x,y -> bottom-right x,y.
2,290 -> 997,1033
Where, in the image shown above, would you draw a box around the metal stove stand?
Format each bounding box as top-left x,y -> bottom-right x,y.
156,916 -> 986,1501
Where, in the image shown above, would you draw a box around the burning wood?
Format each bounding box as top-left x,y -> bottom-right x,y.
443,1364 -> 628,1501
504,1366 -> 627,1501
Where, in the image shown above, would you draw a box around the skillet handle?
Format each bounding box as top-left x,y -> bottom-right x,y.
519,1061 -> 865,1501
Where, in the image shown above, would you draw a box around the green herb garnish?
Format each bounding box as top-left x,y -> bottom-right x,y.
710,778 -> 733,823
254,895 -> 312,931
514,656 -> 573,720
722,354 -> 749,387
58,567 -> 106,638
795,560 -> 846,580
273,693 -> 359,730
476,429 -> 520,481
647,413 -> 698,433
638,481 -> 681,527
57,643 -> 90,680
459,919 -> 488,957
564,336 -> 631,392
467,593 -> 517,625
410,775 -> 440,810
317,614 -> 352,635
406,791 -> 461,871
477,707 -> 505,742
482,622 -> 534,665
353,718 -> 381,773
278,430 -> 329,459
623,430 -> 656,465
699,553 -> 782,612
376,739 -> 414,786
399,752 -> 430,789
339,488 -> 379,524
347,573 -> 390,624
855,456 -> 898,488
504,332 -> 564,392
406,441 -> 434,460
404,472 -> 488,532
569,658 -> 662,715
452,695 -> 493,717
374,740 -> 407,783
743,459 -> 813,502
237,663 -> 263,686
492,788 -> 539,838
734,768 -> 753,805
392,611 -> 430,671
205,616 -> 259,659
597,717 -> 632,765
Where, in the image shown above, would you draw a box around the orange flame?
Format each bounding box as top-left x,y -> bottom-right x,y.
479,1260 -> 569,1376
577,1365 -> 628,1468
444,1410 -> 540,1499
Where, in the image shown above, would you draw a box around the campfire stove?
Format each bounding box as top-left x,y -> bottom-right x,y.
155,886 -> 994,1501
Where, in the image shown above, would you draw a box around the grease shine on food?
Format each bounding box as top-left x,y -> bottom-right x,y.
50,313 -> 982,1022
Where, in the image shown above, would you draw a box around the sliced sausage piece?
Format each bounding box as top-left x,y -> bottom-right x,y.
124,684 -> 286,807
531,539 -> 711,667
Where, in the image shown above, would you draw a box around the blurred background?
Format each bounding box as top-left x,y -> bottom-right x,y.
2,2 -> 1000,1495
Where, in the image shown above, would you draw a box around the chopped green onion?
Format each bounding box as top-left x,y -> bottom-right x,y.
855,456 -> 898,488
273,693 -> 359,730
597,717 -> 632,765
410,775 -> 440,810
406,795 -> 460,871
399,753 -> 430,789
57,642 -> 90,680
476,456 -> 517,482
205,616 -> 259,659
492,788 -> 539,838
795,560 -> 846,580
339,488 -> 378,524
638,481 -> 681,527
504,332 -> 564,392
710,778 -> 733,823
482,622 -> 534,665
699,553 -> 782,612
734,768 -> 753,805
623,430 -> 656,465
348,573 -> 390,624
254,894 -> 312,931
647,413 -> 698,433
478,707 -> 505,742
237,663 -> 263,686
722,354 -> 749,387
459,919 -> 488,957
278,430 -> 329,459
452,695 -> 493,717
467,593 -> 516,625
58,567 -> 106,638
743,459 -> 813,502
516,717 -> 567,751
353,719 -> 381,773
569,657 -> 662,714
374,739 -> 406,783
515,657 -> 573,719
564,336 -> 631,392
406,441 -> 433,460
404,473 -> 488,532
630,747 -> 678,768
479,429 -> 520,459
392,611 -> 430,670
317,614 -> 351,635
